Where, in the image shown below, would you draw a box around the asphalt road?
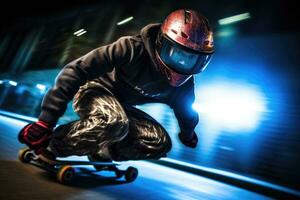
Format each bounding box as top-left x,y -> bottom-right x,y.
0,115 -> 272,200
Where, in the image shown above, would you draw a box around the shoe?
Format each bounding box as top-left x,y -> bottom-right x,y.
88,154 -> 112,162
38,148 -> 57,162
88,147 -> 112,162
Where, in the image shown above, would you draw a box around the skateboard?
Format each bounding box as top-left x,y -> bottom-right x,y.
18,147 -> 138,184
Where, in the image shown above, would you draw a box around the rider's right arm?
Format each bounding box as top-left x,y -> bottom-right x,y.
38,36 -> 141,125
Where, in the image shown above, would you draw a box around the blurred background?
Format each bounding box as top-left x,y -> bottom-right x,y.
0,0 -> 299,192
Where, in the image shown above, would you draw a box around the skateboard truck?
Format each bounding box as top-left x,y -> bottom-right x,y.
18,147 -> 138,184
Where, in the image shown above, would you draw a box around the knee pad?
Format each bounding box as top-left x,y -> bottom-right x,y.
136,123 -> 172,154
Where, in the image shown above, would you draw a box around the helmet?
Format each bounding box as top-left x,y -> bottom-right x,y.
156,9 -> 214,87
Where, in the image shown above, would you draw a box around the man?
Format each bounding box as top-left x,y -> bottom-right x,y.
19,9 -> 214,162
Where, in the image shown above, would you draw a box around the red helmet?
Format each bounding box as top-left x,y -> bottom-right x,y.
156,9 -> 214,87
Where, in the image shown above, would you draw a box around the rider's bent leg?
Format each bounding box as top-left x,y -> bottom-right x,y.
109,106 -> 172,161
49,81 -> 129,157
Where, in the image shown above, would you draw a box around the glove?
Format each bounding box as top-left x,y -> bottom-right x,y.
18,120 -> 54,154
178,131 -> 198,148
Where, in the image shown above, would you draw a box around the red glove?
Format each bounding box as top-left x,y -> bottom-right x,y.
18,120 -> 54,154
178,131 -> 198,148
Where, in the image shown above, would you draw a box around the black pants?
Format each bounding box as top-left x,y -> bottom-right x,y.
49,80 -> 172,161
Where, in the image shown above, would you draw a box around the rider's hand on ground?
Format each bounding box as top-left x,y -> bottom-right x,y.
18,120 -> 54,153
178,131 -> 198,148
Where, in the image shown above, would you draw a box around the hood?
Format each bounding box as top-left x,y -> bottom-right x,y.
140,23 -> 161,70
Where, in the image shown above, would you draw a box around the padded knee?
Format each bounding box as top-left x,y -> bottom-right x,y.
135,122 -> 172,155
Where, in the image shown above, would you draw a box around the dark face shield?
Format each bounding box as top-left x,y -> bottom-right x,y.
159,37 -> 212,74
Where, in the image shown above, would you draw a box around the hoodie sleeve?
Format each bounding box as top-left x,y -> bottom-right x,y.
38,36 -> 139,125
170,79 -> 199,140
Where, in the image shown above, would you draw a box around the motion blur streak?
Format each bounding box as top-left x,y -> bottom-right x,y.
117,16 -> 134,25
73,29 -> 85,35
36,84 -> 46,91
218,13 -> 251,25
8,80 -> 17,86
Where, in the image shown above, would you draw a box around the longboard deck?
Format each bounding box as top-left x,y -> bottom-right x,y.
18,147 -> 138,183
29,152 -> 119,174
37,154 -> 118,166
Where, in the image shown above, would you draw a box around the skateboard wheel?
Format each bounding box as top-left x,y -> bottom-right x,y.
57,165 -> 75,184
125,167 -> 138,182
18,147 -> 33,163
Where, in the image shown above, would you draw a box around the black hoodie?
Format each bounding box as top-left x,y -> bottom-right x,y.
39,23 -> 199,139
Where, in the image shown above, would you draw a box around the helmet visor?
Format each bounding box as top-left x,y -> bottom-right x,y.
159,37 -> 212,74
